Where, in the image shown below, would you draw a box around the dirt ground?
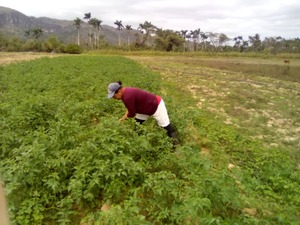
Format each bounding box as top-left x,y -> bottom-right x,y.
0,52 -> 60,65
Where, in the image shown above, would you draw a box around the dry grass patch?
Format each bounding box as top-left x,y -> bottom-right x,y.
0,52 -> 62,65
127,55 -> 300,152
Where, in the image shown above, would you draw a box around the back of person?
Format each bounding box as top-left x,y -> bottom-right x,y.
122,87 -> 159,117
107,81 -> 180,146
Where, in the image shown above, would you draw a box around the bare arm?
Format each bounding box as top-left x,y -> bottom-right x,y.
119,110 -> 129,121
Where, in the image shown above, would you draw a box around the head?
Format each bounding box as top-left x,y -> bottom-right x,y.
107,81 -> 123,100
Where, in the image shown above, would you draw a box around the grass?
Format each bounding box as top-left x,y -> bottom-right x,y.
0,52 -> 299,224
126,53 -> 300,223
127,55 -> 300,154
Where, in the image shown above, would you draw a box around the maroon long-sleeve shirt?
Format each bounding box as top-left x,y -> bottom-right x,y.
122,87 -> 161,118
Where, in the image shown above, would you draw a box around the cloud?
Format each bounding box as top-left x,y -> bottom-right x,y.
2,0 -> 300,39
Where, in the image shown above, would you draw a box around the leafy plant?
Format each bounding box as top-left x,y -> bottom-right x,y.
1,55 -> 299,224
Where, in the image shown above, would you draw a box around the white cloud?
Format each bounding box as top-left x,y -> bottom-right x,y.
1,0 -> 300,39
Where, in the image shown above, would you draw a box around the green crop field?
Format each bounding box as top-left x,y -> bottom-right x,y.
0,54 -> 299,224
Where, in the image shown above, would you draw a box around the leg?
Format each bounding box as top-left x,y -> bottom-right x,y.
152,99 -> 180,145
135,118 -> 146,124
135,113 -> 149,124
163,123 -> 181,145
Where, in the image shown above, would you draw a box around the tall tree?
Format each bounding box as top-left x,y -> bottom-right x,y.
83,13 -> 92,47
233,36 -> 248,52
233,36 -> 243,48
138,21 -> 157,46
262,36 -> 284,54
125,25 -> 132,46
114,20 -> 124,46
180,30 -> 188,51
155,29 -> 184,51
207,32 -> 218,50
285,38 -> 300,53
96,19 -> 103,48
190,29 -> 200,51
218,33 -> 230,48
89,18 -> 100,48
31,28 -> 43,40
83,12 -> 91,20
206,32 -> 230,51
248,33 -> 262,51
73,17 -> 83,46
24,29 -> 31,38
200,32 -> 208,50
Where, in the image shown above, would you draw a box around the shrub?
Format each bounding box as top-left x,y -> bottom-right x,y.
42,36 -> 64,53
64,44 -> 82,54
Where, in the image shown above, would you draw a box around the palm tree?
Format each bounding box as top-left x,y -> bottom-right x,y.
89,18 -> 99,48
233,36 -> 243,51
180,30 -> 188,51
190,28 -> 200,51
83,12 -> 91,20
200,32 -> 208,50
138,21 -> 157,46
180,30 -> 188,39
24,29 -> 31,39
83,12 -> 92,47
114,20 -> 124,46
125,25 -> 132,46
31,28 -> 43,40
218,33 -> 230,50
185,33 -> 192,51
73,17 -> 83,46
96,19 -> 103,48
233,36 -> 248,52
248,33 -> 262,51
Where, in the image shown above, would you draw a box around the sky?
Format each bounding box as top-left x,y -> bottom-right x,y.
1,0 -> 300,40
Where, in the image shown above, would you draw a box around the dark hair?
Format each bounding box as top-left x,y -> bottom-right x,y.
115,81 -> 122,93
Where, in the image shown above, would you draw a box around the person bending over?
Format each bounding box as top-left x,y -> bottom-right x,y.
107,81 -> 180,145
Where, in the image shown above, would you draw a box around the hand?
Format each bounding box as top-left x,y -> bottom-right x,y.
119,116 -> 127,122
119,110 -> 128,122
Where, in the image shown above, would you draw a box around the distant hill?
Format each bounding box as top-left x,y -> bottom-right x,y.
0,6 -> 139,45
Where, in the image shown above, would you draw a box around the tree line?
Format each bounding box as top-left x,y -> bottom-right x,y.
0,12 -> 299,54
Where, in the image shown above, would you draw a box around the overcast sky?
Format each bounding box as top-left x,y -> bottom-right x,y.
2,0 -> 300,40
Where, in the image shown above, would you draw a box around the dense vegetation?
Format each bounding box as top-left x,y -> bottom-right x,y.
0,55 -> 299,224
1,18 -> 300,53
0,33 -> 82,54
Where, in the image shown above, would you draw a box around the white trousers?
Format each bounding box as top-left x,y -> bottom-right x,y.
135,99 -> 170,127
